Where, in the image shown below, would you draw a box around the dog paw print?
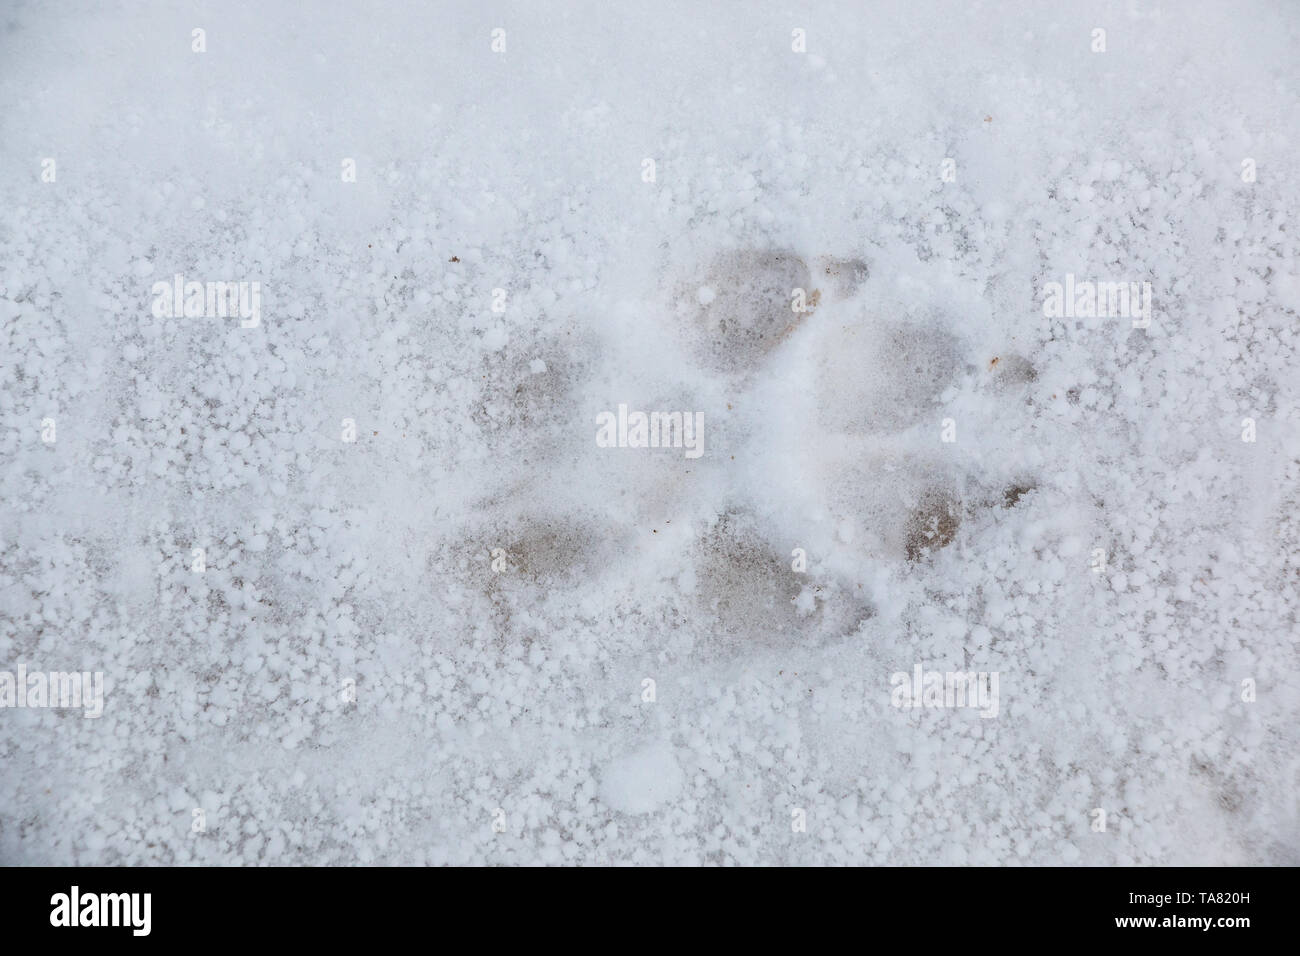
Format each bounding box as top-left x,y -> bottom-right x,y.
455,245 -> 1039,650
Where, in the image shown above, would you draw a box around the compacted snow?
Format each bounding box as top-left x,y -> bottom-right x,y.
1,1 -> 1297,865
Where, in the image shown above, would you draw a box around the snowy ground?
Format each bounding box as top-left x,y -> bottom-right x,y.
1,1 -> 1297,865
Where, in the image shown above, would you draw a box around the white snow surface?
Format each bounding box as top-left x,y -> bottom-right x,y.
1,0 -> 1298,865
